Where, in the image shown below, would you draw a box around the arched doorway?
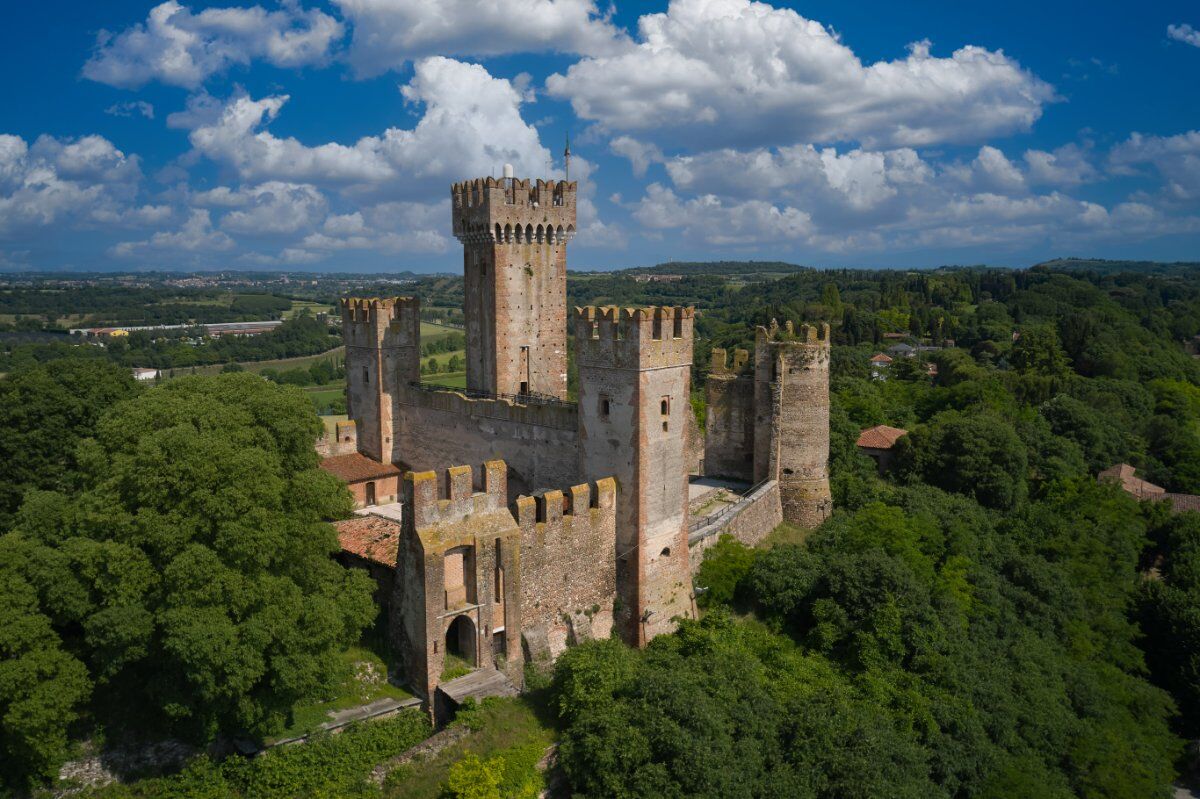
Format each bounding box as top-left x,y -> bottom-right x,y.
445,615 -> 476,667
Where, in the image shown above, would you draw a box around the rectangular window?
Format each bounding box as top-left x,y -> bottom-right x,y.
494,538 -> 503,596
362,366 -> 369,385
600,395 -> 611,419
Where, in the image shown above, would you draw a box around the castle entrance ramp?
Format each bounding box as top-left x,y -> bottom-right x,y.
435,669 -> 519,724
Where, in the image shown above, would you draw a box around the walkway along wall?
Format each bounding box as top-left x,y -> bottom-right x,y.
687,480 -> 783,573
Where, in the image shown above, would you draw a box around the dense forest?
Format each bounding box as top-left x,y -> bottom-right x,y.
3,261 -> 1200,797
552,261 -> 1200,798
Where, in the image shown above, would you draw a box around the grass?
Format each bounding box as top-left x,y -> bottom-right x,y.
420,322 -> 463,346
758,522 -> 809,549
306,384 -> 345,411
284,300 -> 334,319
382,696 -> 556,799
158,348 -> 344,380
422,371 -> 467,389
422,349 -> 465,368
440,653 -> 473,682
266,645 -> 413,745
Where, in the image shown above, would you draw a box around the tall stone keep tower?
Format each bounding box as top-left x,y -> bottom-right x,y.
575,306 -> 696,645
452,174 -> 576,400
341,297 -> 421,464
754,321 -> 833,527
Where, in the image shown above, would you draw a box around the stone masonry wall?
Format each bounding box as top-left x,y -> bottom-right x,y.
454,177 -> 576,399
575,306 -> 696,645
514,478 -> 617,661
394,462 -> 523,705
316,420 -> 358,458
703,348 -> 755,481
394,389 -> 580,499
687,481 -> 783,573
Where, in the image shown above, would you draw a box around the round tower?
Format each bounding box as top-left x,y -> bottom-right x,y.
753,321 -> 832,527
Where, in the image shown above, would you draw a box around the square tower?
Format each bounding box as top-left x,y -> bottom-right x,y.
452,176 -> 576,400
575,306 -> 696,645
340,297 -> 421,464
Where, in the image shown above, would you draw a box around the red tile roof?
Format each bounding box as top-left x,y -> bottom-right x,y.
856,424 -> 909,450
334,516 -> 401,567
870,353 -> 893,364
319,453 -> 401,483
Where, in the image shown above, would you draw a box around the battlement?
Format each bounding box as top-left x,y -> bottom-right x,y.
341,296 -> 421,347
404,460 -> 508,531
573,306 -> 694,369
514,476 -> 618,654
513,478 -> 616,530
452,176 -> 577,245
755,319 -> 832,348
710,347 -> 751,376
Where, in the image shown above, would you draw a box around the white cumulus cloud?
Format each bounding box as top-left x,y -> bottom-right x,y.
1109,130 -> 1200,200
83,1 -> 343,89
0,133 -> 154,232
546,0 -> 1055,150
331,0 -> 629,76
112,209 -> 235,257
1168,24 -> 1200,48
183,57 -> 550,192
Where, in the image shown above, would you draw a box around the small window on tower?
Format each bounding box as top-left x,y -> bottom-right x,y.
362,366 -> 369,385
660,396 -> 670,415
600,395 -> 611,419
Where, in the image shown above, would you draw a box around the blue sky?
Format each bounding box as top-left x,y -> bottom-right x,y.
0,0 -> 1198,272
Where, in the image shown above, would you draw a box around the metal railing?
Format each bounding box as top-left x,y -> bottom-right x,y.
408,381 -> 578,410
688,479 -> 773,538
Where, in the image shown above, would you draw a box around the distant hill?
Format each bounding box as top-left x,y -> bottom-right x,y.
619,261 -> 814,276
1033,258 -> 1200,276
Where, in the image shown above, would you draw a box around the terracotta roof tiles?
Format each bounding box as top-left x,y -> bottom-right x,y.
334,515 -> 401,567
856,424 -> 909,450
319,453 -> 401,483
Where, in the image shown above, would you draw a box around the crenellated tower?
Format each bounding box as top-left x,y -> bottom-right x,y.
340,297 -> 421,464
452,174 -> 576,400
754,321 -> 833,527
394,460 -> 523,708
574,305 -> 696,645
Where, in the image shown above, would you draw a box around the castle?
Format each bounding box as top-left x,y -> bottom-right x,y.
319,172 -> 832,714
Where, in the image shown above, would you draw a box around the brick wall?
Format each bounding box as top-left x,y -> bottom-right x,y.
514,478 -> 617,659
687,480 -> 783,572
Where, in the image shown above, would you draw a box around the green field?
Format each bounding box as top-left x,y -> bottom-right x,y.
158,347 -> 344,380
306,384 -> 345,411
420,321 -> 463,345
422,371 -> 467,388
284,299 -> 335,319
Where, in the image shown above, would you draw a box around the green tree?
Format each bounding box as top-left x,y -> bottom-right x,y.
897,410 -> 1028,509
1011,324 -> 1069,376
0,358 -> 140,530
0,562 -> 91,790
5,373 -> 376,741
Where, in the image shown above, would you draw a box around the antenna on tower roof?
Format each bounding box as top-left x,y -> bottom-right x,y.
564,132 -> 571,182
